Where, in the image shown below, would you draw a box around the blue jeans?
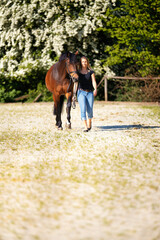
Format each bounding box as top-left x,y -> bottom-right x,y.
77,90 -> 94,120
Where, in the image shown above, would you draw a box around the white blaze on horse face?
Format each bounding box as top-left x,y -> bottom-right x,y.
69,63 -> 78,80
66,56 -> 78,80
70,64 -> 75,73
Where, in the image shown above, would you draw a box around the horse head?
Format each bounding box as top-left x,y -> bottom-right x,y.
66,51 -> 79,83
59,51 -> 79,83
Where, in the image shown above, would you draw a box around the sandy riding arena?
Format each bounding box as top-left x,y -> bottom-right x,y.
0,101 -> 160,240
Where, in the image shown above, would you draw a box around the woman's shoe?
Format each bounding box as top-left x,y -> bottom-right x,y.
83,129 -> 88,132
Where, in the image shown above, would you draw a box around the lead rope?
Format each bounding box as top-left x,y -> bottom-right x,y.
65,61 -> 78,109
72,82 -> 78,109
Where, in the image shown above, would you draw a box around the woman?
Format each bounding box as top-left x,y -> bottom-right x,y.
77,56 -> 97,132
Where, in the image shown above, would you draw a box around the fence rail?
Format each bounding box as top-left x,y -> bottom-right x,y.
98,76 -> 160,101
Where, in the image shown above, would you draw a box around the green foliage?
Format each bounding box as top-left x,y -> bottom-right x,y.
114,80 -> 145,102
0,87 -> 21,103
108,78 -> 160,102
97,0 -> 160,101
27,83 -> 53,102
103,0 -> 160,77
0,74 -> 22,102
0,64 -> 48,102
19,63 -> 47,89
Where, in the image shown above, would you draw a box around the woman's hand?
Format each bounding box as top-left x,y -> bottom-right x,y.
93,89 -> 97,97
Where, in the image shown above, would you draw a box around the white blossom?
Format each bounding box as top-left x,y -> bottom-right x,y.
0,0 -> 116,77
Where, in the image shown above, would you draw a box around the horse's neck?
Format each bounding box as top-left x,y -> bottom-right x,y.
55,60 -> 66,77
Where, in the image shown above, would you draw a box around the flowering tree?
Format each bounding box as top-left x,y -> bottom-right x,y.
0,0 -> 115,80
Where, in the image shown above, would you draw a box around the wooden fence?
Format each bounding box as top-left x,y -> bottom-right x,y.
97,76 -> 160,101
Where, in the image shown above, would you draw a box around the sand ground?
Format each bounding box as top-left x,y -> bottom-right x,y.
0,101 -> 160,240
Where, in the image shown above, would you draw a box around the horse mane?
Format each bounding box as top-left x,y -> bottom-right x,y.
59,52 -> 68,62
59,52 -> 77,63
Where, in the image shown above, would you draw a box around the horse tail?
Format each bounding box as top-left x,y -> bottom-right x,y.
53,95 -> 65,115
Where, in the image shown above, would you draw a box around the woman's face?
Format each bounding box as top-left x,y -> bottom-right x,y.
81,58 -> 88,68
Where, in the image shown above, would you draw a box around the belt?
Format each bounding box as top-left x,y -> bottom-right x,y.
79,88 -> 92,93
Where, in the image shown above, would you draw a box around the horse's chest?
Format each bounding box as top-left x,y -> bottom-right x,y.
56,78 -> 71,93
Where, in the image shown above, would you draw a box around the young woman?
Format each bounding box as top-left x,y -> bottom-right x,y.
77,56 -> 97,132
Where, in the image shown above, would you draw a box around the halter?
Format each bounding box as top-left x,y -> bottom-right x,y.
65,61 -> 78,83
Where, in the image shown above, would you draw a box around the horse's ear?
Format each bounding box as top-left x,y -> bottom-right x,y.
75,50 -> 78,55
67,52 -> 70,57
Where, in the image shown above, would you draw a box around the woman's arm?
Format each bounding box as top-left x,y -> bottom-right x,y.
91,73 -> 97,97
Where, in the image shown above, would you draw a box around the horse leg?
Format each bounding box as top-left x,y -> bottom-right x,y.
53,94 -> 64,130
65,92 -> 72,129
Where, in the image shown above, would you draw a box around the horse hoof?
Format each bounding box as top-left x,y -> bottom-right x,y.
57,126 -> 63,130
65,122 -> 71,129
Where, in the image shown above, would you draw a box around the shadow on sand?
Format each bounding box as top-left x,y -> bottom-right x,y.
96,124 -> 160,131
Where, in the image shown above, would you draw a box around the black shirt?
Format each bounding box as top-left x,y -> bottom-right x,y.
78,70 -> 94,91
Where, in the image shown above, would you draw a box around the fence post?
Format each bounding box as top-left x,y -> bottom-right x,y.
104,78 -> 108,101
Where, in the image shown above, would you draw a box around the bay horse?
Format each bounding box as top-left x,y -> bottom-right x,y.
45,51 -> 79,130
